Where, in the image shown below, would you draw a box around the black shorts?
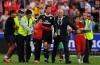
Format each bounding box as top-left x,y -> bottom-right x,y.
42,31 -> 52,44
5,35 -> 16,44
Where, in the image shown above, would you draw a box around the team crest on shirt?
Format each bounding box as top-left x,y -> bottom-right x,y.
43,16 -> 45,18
50,17 -> 52,19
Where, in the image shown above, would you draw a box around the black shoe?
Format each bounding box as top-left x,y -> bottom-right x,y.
19,60 -> 25,63
83,62 -> 90,64
25,60 -> 29,63
52,60 -> 55,63
66,61 -> 72,64
44,60 -> 49,63
52,58 -> 55,63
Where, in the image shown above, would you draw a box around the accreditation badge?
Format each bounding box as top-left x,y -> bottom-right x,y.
57,29 -> 60,35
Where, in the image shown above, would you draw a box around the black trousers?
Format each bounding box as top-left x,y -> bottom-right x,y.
17,34 -> 31,62
33,38 -> 42,61
52,36 -> 70,62
83,39 -> 93,63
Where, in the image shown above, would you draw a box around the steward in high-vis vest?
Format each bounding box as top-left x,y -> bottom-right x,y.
14,10 -> 24,44
80,12 -> 94,64
17,10 -> 35,63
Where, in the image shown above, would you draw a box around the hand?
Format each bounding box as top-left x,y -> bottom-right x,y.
54,32 -> 57,37
76,29 -> 81,34
33,30 -> 38,34
67,29 -> 72,33
79,28 -> 84,31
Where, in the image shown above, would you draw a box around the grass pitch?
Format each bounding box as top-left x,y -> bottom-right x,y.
0,54 -> 100,65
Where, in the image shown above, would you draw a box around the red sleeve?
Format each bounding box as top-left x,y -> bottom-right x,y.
40,23 -> 51,30
79,22 -> 84,28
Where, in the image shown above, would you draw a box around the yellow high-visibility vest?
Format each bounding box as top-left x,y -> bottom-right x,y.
18,16 -> 34,36
14,16 -> 20,35
84,19 -> 94,40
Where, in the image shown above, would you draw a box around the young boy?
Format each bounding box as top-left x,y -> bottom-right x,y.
33,19 -> 51,63
74,16 -> 86,64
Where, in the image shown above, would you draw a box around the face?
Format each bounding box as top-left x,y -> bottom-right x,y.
18,13 -> 24,17
45,7 -> 51,14
82,13 -> 88,19
95,1 -> 100,5
27,14 -> 32,18
58,10 -> 64,17
5,11 -> 9,15
38,19 -> 42,23
12,12 -> 17,18
47,1 -> 52,6
75,17 -> 80,23
64,2 -> 68,6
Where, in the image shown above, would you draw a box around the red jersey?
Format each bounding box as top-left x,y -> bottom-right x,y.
10,2 -> 20,12
33,22 -> 51,40
75,22 -> 84,34
51,3 -> 57,16
4,0 -> 11,12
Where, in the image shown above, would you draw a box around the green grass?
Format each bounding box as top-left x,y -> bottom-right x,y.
0,54 -> 100,65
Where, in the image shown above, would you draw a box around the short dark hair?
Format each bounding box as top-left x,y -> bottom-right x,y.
73,16 -> 80,20
9,10 -> 16,15
45,5 -> 51,9
18,10 -> 24,14
26,9 -> 32,15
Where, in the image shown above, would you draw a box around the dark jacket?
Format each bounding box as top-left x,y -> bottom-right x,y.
54,16 -> 77,40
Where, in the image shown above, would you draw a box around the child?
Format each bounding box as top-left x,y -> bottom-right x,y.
33,19 -> 51,63
74,16 -> 86,64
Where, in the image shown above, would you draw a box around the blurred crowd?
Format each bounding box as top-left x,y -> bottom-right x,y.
0,0 -> 100,33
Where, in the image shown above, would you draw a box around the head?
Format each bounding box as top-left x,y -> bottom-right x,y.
4,11 -> 9,15
89,16 -> 94,21
47,0 -> 53,6
35,0 -> 39,5
57,9 -> 64,17
17,10 -> 24,17
72,4 -> 78,9
35,14 -> 39,19
9,10 -> 17,18
63,2 -> 68,6
45,5 -> 51,15
74,16 -> 80,23
37,19 -> 42,23
82,12 -> 88,19
26,9 -> 32,18
26,5 -> 31,10
95,0 -> 100,5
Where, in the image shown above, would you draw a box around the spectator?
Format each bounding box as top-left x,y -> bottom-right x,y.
32,0 -> 41,16
10,0 -> 20,12
68,8 -> 75,23
61,2 -> 69,15
84,0 -> 91,16
72,4 -> 79,16
0,0 -> 3,17
0,11 -> 9,31
92,0 -> 100,23
51,0 -> 58,16
4,0 -> 12,12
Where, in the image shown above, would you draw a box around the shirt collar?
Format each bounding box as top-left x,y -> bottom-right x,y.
44,13 -> 52,17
